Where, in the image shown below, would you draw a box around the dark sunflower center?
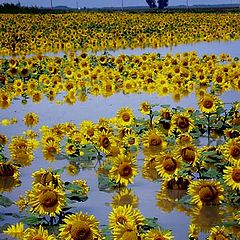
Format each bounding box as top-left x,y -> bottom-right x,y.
216,76 -> 223,83
179,135 -> 191,144
181,147 -> 195,163
213,233 -> 228,240
87,129 -> 94,137
70,221 -> 91,240
232,169 -> 240,183
100,136 -> 110,148
199,185 -> 218,204
117,216 -> 126,224
230,145 -> 240,158
155,237 -> 164,240
40,172 -> 54,185
128,138 -> 135,145
176,116 -> 189,129
0,163 -> 15,176
233,117 -> 240,125
203,99 -> 214,109
162,157 -> 177,173
122,113 -> 130,122
119,163 -> 132,177
48,146 -> 57,154
32,237 -> 44,240
41,190 -> 58,208
149,136 -> 162,146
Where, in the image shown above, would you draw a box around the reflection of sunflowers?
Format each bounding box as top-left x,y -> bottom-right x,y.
27,183 -> 65,217
144,228 -> 174,240
59,212 -> 102,240
109,154 -> 138,186
142,156 -> 160,181
187,179 -> 224,206
207,226 -> 231,240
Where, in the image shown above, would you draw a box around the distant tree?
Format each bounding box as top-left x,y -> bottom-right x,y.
146,0 -> 157,8
157,0 -> 168,9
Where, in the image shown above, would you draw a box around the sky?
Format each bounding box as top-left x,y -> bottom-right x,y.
1,0 -> 240,8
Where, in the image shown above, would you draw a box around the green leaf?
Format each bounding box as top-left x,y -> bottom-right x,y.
21,213 -> 42,225
0,194 -> 14,207
52,168 -> 65,175
178,195 -> 191,205
201,168 -> 219,178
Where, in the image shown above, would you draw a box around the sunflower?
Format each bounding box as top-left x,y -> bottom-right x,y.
27,183 -> 65,217
65,143 -> 77,155
188,223 -> 200,240
116,107 -> 135,126
23,225 -> 56,240
112,221 -> 139,240
155,153 -> 181,180
58,212 -> 102,240
0,161 -> 20,179
3,222 -> 24,239
175,133 -> 193,146
71,179 -> 89,196
121,131 -> 140,150
79,120 -> 96,141
32,168 -> 63,188
109,154 -> 138,186
142,129 -> 167,150
111,188 -> 139,208
198,93 -> 223,114
143,227 -> 174,240
175,144 -> 199,166
66,163 -> 80,176
0,90 -> 11,109
223,162 -> 240,190
187,179 -> 224,206
8,136 -> 34,166
170,111 -> 194,134
139,101 -> 151,115
207,226 -> 230,240
221,137 -> 240,164
42,140 -> 61,162
24,112 -> 39,127
142,156 -> 160,181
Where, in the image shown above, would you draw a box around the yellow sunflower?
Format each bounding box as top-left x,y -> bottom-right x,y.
142,129 -> 167,150
155,153 -> 181,180
23,225 -> 56,240
32,168 -> 63,188
170,111 -> 194,134
187,179 -> 224,206
42,140 -> 61,162
198,93 -> 223,114
3,222 -> 24,239
175,144 -> 199,166
112,221 -> 139,240
142,156 -> 160,181
27,183 -> 65,217
71,179 -> 89,196
111,188 -> 139,208
139,101 -> 151,115
116,107 -> 135,126
66,163 -> 80,176
223,162 -> 240,190
221,137 -> 240,164
207,226 -> 230,240
188,223 -> 200,240
58,212 -> 102,240
121,131 -> 140,150
109,154 -> 138,186
143,227 -> 174,240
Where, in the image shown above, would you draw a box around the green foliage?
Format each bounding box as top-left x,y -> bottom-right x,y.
0,195 -> 14,207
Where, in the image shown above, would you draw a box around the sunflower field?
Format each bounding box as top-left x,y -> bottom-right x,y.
0,11 -> 240,240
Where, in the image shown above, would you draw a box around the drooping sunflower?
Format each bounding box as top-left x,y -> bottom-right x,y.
143,227 -> 174,240
198,93 -> 223,114
109,154 -> 138,186
27,183 -> 65,217
155,153 -> 181,180
223,162 -> 240,190
32,168 -> 63,188
23,225 -> 56,240
58,212 -> 102,240
187,179 -> 224,206
3,222 -> 24,239
207,226 -> 230,240
221,137 -> 240,164
175,144 -> 199,166
116,107 -> 135,126
111,188 -> 139,208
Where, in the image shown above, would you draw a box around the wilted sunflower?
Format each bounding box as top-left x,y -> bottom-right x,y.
223,162 -> 240,190
58,212 -> 102,240
155,153 -> 181,180
0,133 -> 8,145
198,93 -> 223,114
109,154 -> 138,186
27,183 -> 65,217
23,225 -> 56,240
32,168 -> 63,188
112,221 -> 139,240
187,179 -> 224,206
116,107 -> 135,126
207,226 -> 230,240
3,222 -> 24,239
143,227 -> 174,240
221,137 -> 240,164
111,188 -> 139,208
